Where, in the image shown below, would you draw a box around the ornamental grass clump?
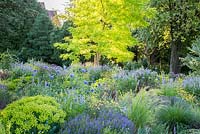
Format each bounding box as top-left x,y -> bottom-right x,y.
156,100 -> 193,134
0,95 -> 66,134
127,90 -> 153,132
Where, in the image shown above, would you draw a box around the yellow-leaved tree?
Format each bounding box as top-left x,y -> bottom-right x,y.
55,0 -> 155,65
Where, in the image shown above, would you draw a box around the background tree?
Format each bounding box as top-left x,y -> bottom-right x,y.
0,0 -> 44,53
148,0 -> 200,74
20,13 -> 54,63
182,38 -> 200,75
50,21 -> 73,65
55,0 -> 155,65
133,26 -> 170,72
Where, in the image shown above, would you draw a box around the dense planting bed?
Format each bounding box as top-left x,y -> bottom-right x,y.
0,61 -> 200,134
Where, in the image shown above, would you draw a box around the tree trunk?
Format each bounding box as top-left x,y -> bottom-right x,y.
94,53 -> 101,66
169,0 -> 179,74
170,42 -> 180,74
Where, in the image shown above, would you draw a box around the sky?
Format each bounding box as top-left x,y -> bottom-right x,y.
37,0 -> 69,14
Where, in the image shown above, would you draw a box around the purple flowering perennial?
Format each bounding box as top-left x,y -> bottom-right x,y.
61,110 -> 135,134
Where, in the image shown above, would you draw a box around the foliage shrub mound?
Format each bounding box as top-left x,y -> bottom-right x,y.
61,110 -> 134,134
0,95 -> 66,134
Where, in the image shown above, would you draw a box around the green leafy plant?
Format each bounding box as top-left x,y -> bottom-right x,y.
0,96 -> 66,134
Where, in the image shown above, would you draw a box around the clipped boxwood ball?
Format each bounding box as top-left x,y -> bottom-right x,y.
0,95 -> 66,134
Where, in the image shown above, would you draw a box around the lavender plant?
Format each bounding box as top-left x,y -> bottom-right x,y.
61,110 -> 135,134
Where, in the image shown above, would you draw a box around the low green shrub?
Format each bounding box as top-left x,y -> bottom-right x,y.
0,95 -> 66,134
